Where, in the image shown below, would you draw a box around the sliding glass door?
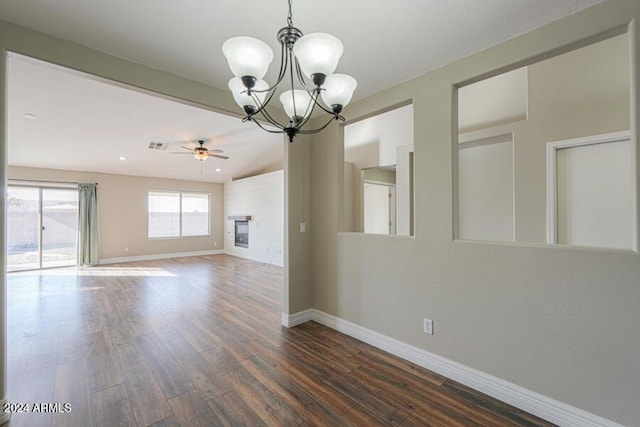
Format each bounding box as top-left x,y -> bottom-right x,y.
42,188 -> 79,268
7,187 -> 40,270
7,186 -> 79,271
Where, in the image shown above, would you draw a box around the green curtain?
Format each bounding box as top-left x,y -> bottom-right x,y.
78,183 -> 100,266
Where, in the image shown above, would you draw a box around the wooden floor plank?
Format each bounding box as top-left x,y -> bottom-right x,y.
161,332 -> 232,400
246,340 -> 357,414
320,369 -> 411,426
148,415 -> 182,427
168,388 -> 225,426
51,360 -> 93,427
240,355 -> 351,426
354,341 -> 447,387
122,364 -> 173,426
90,384 -> 137,427
224,367 -> 304,426
341,403 -> 396,427
441,379 -> 553,427
207,390 -> 267,427
352,364 -> 512,426
136,333 -> 194,399
83,352 -> 123,393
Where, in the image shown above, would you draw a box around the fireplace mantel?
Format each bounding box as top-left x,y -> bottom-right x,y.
228,215 -> 252,221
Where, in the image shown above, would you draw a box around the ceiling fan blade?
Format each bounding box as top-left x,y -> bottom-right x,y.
170,152 -> 194,154
180,146 -> 194,151
209,154 -> 229,160
210,149 -> 224,153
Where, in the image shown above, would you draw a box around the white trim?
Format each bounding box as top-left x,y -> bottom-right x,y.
458,122 -> 518,144
283,308 -> 621,427
222,250 -> 284,267
99,249 -> 223,265
281,309 -> 313,327
9,179 -> 78,189
546,130 -> 631,245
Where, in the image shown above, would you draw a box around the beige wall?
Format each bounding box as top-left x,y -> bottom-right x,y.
8,166 -> 224,260
284,134 -> 311,314
309,2 -> 640,425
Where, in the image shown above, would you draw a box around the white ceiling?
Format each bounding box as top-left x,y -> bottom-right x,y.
7,55 -> 283,183
1,0 -> 605,183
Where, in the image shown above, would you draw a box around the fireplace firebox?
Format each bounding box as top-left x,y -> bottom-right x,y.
234,220 -> 249,248
228,215 -> 251,248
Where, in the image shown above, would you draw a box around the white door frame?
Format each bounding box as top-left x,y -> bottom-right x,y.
545,130 -> 631,244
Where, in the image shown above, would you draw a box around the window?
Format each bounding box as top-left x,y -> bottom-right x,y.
148,191 -> 210,238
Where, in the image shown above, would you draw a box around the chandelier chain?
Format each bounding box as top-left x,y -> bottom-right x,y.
287,0 -> 293,27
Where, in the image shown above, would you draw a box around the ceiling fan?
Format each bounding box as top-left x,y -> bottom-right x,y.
171,140 -> 229,161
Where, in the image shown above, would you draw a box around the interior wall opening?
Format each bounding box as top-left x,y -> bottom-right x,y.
343,103 -> 415,236
455,31 -> 634,250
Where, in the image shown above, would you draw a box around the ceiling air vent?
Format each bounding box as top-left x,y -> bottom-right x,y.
148,141 -> 168,151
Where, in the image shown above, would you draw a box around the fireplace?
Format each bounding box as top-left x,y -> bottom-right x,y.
234,220 -> 249,248
229,215 -> 251,248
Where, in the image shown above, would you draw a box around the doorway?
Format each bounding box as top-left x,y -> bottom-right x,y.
363,182 -> 396,235
7,185 -> 79,271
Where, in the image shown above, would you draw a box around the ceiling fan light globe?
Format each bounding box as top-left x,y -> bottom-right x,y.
279,90 -> 312,120
293,33 -> 343,79
223,37 -> 274,80
194,152 -> 208,161
321,73 -> 357,109
228,78 -> 269,109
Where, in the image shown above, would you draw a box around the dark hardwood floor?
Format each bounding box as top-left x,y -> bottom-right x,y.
6,254 -> 554,426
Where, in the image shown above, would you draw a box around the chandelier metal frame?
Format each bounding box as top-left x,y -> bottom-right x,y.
223,0 -> 356,142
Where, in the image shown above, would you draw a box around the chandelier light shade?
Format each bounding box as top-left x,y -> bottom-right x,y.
280,90 -> 313,121
222,37 -> 274,81
228,77 -> 269,109
222,0 -> 357,142
292,33 -> 343,80
321,74 -> 358,109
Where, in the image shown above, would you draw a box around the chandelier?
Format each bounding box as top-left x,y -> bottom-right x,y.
222,0 -> 357,142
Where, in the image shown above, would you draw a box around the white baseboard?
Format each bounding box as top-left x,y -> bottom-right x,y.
99,249 -> 223,265
281,309 -> 313,327
283,308 -> 620,427
222,250 -> 284,267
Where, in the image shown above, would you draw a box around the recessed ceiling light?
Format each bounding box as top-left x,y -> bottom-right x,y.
23,113 -> 36,119
119,156 -> 127,161
215,168 -> 221,172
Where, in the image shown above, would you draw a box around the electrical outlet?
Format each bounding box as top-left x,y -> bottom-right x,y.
300,222 -> 306,233
423,318 -> 433,335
